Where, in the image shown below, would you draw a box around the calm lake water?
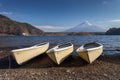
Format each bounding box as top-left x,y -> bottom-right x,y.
0,35 -> 120,55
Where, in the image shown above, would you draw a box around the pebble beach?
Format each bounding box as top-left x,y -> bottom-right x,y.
0,48 -> 120,80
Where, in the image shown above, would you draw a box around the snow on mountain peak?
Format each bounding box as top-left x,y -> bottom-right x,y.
65,21 -> 106,32
81,21 -> 92,26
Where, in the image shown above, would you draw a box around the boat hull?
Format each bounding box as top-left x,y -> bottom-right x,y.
77,43 -> 103,63
47,44 -> 73,65
12,43 -> 49,65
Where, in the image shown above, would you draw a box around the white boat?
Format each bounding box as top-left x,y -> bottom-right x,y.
76,42 -> 103,63
47,43 -> 74,65
12,42 -> 49,65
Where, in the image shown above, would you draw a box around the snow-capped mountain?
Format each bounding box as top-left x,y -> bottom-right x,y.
65,21 -> 106,32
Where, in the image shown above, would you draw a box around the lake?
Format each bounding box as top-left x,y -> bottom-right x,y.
0,35 -> 120,55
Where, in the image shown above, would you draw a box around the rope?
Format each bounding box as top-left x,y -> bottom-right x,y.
8,54 -> 11,69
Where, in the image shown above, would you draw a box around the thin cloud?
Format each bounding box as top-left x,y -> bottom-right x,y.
36,25 -> 71,32
0,12 -> 13,15
102,1 -> 108,5
108,19 -> 120,22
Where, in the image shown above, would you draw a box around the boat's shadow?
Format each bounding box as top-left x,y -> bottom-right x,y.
19,54 -> 88,68
0,53 -> 88,69
98,54 -> 120,65
0,52 -> 120,69
0,57 -> 9,69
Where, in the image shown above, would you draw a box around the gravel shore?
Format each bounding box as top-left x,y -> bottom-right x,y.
0,48 -> 120,80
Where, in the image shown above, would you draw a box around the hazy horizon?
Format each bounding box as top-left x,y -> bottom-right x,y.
0,0 -> 120,32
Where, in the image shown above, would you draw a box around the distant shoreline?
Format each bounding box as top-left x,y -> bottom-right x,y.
43,32 -> 106,36
0,32 -> 106,36
1,32 -> 120,36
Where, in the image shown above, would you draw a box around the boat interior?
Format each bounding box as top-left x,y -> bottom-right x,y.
35,42 -> 48,46
57,43 -> 72,49
84,42 -> 100,49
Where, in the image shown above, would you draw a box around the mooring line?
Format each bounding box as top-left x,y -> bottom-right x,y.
8,54 -> 11,69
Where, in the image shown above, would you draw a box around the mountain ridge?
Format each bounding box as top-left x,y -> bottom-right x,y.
65,21 -> 106,32
0,14 -> 44,36
106,27 -> 120,35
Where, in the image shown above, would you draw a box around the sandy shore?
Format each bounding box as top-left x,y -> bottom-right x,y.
0,48 -> 120,80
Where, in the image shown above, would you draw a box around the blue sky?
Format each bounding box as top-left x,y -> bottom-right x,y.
0,0 -> 120,32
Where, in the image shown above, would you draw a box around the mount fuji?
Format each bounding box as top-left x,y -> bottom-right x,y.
65,21 -> 106,32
